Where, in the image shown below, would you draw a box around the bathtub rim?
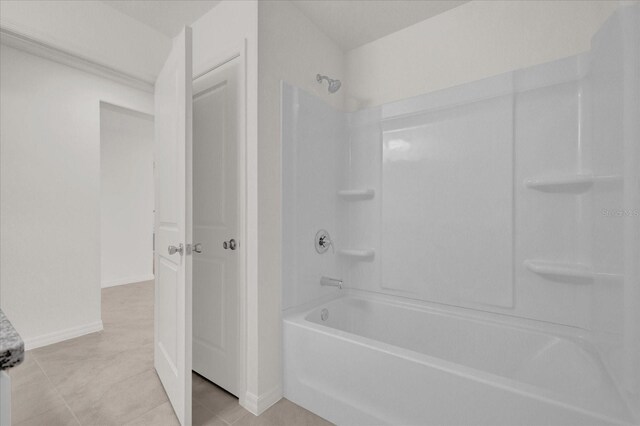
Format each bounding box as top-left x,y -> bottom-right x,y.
284,288 -> 592,341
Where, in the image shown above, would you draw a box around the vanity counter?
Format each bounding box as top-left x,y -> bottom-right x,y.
0,309 -> 23,370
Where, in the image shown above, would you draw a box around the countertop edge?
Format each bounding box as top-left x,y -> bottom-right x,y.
0,309 -> 25,370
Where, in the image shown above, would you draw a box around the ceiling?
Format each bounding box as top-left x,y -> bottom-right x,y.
100,0 -> 467,50
291,0 -> 469,51
101,0 -> 220,38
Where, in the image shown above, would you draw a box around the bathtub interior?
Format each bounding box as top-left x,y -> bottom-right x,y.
295,293 -> 634,423
281,4 -> 640,425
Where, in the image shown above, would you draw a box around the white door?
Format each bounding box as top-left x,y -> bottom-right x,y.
192,59 -> 240,396
154,27 -> 193,426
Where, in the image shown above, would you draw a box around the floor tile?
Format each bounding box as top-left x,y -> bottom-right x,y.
193,372 -> 248,424
102,281 -> 154,326
49,343 -> 154,407
7,353 -> 42,388
10,280 -> 332,426
234,399 -> 333,426
31,332 -> 119,374
15,404 -> 79,426
193,400 -> 227,426
125,401 -> 180,426
69,369 -> 168,425
12,370 -> 66,425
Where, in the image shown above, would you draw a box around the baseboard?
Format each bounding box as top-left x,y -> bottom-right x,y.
101,274 -> 155,288
23,320 -> 104,350
241,384 -> 283,416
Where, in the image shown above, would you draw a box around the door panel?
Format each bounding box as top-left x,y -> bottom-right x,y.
194,259 -> 225,349
157,257 -> 179,367
154,27 -> 192,426
192,59 -> 239,396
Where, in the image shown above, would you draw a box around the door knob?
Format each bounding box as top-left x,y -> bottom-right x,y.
222,239 -> 237,250
168,244 -> 184,255
193,243 -> 202,254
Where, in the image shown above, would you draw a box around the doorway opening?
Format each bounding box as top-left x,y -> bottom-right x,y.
100,102 -> 155,289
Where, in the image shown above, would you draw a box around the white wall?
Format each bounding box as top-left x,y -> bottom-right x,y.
192,0 -> 257,78
0,0 -> 170,83
258,0 -> 345,409
100,104 -> 154,288
0,45 -> 154,348
345,0 -> 620,109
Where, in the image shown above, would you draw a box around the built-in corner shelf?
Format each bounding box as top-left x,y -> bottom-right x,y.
337,189 -> 375,201
524,259 -> 594,282
338,248 -> 375,260
524,174 -> 622,193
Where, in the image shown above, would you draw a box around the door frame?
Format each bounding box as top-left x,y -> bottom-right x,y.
192,40 -> 253,410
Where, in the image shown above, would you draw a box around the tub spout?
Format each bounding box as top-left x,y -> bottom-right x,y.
320,276 -> 343,289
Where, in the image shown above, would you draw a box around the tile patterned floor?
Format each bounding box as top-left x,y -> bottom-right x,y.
9,281 -> 332,426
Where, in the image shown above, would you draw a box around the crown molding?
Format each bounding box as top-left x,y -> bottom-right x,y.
0,24 -> 154,93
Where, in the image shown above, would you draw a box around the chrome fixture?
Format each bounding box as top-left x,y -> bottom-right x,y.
223,239 -> 237,250
193,243 -> 203,254
320,308 -> 329,321
315,229 -> 333,254
168,244 -> 184,256
320,276 -> 343,289
316,74 -> 341,93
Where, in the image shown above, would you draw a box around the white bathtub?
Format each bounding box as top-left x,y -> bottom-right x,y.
283,292 -> 636,426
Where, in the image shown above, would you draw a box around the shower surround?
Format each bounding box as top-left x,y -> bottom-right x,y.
282,6 -> 639,425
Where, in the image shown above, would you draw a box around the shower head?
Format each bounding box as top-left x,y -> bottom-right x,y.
317,74 -> 341,94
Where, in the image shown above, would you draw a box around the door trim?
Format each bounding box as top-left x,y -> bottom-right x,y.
193,40 -> 254,412
193,53 -> 240,82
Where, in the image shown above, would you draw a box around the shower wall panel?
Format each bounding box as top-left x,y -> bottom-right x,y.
345,57 -> 591,327
589,5 -> 640,406
281,83 -> 348,310
513,57 -> 592,329
380,95 -> 514,308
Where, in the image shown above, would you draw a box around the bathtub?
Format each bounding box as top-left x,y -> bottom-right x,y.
283,291 -> 636,426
